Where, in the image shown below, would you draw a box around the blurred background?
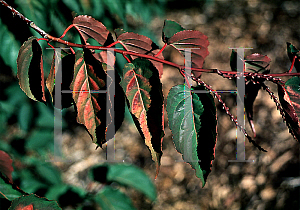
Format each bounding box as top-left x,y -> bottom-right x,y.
1,0 -> 300,209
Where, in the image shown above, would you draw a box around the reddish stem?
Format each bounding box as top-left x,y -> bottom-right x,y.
69,47 -> 75,54
47,43 -> 55,49
59,24 -> 75,39
2,0 -> 300,81
106,40 -> 122,48
288,55 -> 297,73
154,43 -> 167,57
122,53 -> 131,63
37,38 -> 48,42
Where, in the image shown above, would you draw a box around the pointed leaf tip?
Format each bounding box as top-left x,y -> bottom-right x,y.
166,84 -> 217,187
287,42 -> 300,72
162,20 -> 185,43
71,49 -> 106,144
17,37 -> 46,102
121,58 -> 164,175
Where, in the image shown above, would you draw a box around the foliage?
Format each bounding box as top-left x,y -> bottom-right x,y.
1,0 -> 300,209
0,0 -> 165,209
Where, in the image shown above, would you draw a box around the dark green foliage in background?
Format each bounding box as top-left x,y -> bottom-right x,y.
0,0 -> 166,209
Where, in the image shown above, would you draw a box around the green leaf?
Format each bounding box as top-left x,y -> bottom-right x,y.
35,163 -> 62,185
162,20 -> 185,43
121,58 -> 163,176
17,36 -> 46,102
0,18 -> 20,74
90,163 -> 157,201
9,194 -> 61,210
49,9 -> 69,37
102,0 -> 126,27
18,103 -> 34,132
95,186 -> 136,210
0,173 -> 23,201
35,102 -> 67,130
26,130 -> 53,152
19,169 -> 47,194
287,42 -> 300,72
44,184 -> 68,201
62,0 -> 81,14
166,84 -> 217,187
15,0 -> 50,32
90,0 -> 104,19
45,184 -> 86,203
285,77 -> 300,116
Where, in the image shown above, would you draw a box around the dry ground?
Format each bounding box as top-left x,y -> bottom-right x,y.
56,1 -> 300,209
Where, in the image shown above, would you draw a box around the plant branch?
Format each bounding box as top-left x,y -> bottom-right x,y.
2,0 -> 300,80
0,0 -> 47,37
288,55 -> 297,73
191,74 -> 267,152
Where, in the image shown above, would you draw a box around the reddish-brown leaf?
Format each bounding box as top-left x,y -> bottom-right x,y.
121,58 -> 164,176
168,30 -> 209,69
15,204 -> 33,210
245,53 -> 271,73
93,51 -> 116,69
71,49 -> 106,143
17,37 -> 46,102
46,53 -> 75,109
73,15 -> 113,46
0,151 -> 13,182
115,29 -> 164,78
278,83 -> 300,141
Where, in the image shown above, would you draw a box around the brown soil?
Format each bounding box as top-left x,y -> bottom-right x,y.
58,1 -> 300,209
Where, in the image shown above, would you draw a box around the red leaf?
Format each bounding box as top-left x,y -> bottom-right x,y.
93,51 -> 116,71
121,58 -> 164,176
115,29 -> 164,78
278,84 -> 300,141
168,30 -> 209,69
73,15 -> 113,46
71,49 -> 106,143
17,37 -> 46,102
15,204 -> 33,210
245,53 -> 271,73
0,151 -> 13,182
